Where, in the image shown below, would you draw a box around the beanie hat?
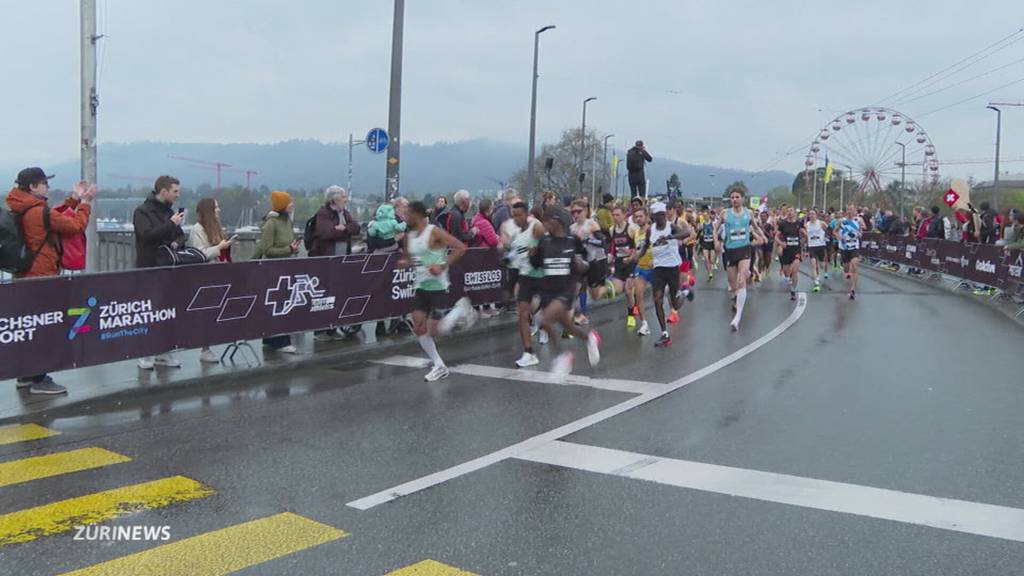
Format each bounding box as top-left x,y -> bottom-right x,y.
271,190 -> 291,212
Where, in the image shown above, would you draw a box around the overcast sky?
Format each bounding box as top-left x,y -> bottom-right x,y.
3,0 -> 1023,182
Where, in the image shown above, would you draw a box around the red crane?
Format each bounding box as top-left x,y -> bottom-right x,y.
168,155 -> 233,189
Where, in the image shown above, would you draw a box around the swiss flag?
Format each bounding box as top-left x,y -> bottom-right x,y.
944,189 -> 960,207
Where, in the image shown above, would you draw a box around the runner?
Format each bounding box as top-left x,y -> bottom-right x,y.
698,206 -> 717,281
669,201 -> 697,324
627,208 -> 653,336
504,201 -> 546,368
531,207 -> 601,376
609,205 -> 639,328
400,201 -> 478,382
569,200 -> 610,325
805,209 -> 828,292
756,210 -> 775,282
775,204 -> 806,301
636,202 -> 692,347
715,187 -> 767,331
836,205 -> 865,300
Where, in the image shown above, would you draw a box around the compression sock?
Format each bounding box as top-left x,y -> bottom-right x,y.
418,335 -> 444,368
734,287 -> 748,324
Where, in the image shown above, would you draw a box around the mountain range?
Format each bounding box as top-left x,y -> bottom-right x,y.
4,139 -> 794,199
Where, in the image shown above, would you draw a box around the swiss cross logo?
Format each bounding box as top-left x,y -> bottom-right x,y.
944,190 -> 960,207
264,275 -> 334,316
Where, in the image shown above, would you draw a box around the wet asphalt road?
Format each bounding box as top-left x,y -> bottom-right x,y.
2,263 -> 1022,575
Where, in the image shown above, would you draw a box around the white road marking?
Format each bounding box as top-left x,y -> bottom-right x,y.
517,440 -> 1024,544
374,355 -> 667,395
347,294 -> 807,510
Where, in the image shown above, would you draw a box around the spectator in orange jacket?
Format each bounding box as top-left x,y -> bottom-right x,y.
6,167 -> 96,395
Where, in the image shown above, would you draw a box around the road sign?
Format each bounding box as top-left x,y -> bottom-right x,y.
750,196 -> 761,209
366,128 -> 389,154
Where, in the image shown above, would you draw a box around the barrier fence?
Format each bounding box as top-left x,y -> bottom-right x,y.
859,232 -> 1023,292
0,249 -> 506,380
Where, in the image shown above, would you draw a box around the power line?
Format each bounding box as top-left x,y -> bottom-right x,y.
873,27 -> 1024,106
894,55 -> 1024,107
916,75 -> 1024,118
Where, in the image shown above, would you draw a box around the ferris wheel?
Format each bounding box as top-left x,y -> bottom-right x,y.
805,107 -> 940,198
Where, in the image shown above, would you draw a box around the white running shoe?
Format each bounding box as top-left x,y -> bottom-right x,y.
277,345 -> 299,354
637,321 -> 651,336
199,349 -> 219,364
538,330 -> 549,345
515,352 -> 540,368
424,364 -> 450,382
137,356 -> 155,370
551,351 -> 574,378
438,301 -> 465,334
154,353 -> 181,367
459,298 -> 479,330
730,318 -> 740,332
586,331 -> 601,366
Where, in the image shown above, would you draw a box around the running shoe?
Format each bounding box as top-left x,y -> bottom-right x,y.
812,285 -> 821,293
790,290 -> 796,301
538,330 -> 549,345
708,272 -> 714,281
458,297 -> 478,330
631,305 -> 641,316
424,364 -> 450,382
586,331 -> 601,366
637,321 -> 651,336
515,352 -> 540,368
605,279 -> 617,299
730,318 -> 740,332
626,315 -> 637,329
849,290 -> 856,301
561,330 -> 574,339
667,310 -> 680,324
685,288 -> 694,302
654,333 -> 672,348
574,314 -> 589,326
530,322 -> 540,337
823,272 -> 830,280
552,351 -> 574,378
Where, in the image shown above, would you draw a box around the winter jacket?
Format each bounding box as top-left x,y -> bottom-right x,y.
367,203 -> 407,240
5,188 -> 91,278
626,146 -> 653,174
437,206 -> 471,243
471,212 -> 499,249
187,224 -> 226,262
254,211 -> 296,259
133,195 -> 185,268
308,204 -> 358,257
491,202 -> 511,233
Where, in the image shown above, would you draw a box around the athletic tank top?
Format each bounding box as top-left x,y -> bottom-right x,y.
650,223 -> 682,268
838,219 -> 861,251
633,227 -> 653,270
407,224 -> 449,291
806,220 -> 827,247
509,220 -> 543,278
570,218 -> 607,262
778,220 -> 802,248
724,209 -> 752,250
611,223 -> 635,260
701,221 -> 715,243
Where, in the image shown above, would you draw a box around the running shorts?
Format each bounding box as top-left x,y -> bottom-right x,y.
761,241 -> 774,254
633,267 -> 654,283
614,258 -> 636,282
516,275 -> 541,304
780,247 -> 801,266
586,259 -> 609,288
809,246 -> 827,261
414,288 -> 448,318
539,291 -> 575,310
841,249 -> 860,264
679,260 -> 692,273
651,267 -> 680,298
700,240 -> 716,253
724,245 -> 753,268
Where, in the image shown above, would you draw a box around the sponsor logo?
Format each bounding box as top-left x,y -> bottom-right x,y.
265,275 -> 335,316
97,299 -> 176,341
464,270 -> 502,287
73,525 -> 171,542
67,297 -> 97,341
0,310 -> 64,344
975,260 -> 996,274
1010,253 -> 1023,278
391,267 -> 417,300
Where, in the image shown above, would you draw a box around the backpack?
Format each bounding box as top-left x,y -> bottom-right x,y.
927,215 -> 945,239
980,211 -> 996,241
0,205 -> 51,274
303,214 -> 318,252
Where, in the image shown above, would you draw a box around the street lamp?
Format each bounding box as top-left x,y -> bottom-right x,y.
579,97 -> 597,195
526,24 -> 555,203
602,134 -> 615,201
894,142 -> 906,219
987,105 -> 1002,211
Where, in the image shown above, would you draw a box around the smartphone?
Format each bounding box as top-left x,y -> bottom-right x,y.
177,208 -> 185,215
229,235 -> 238,242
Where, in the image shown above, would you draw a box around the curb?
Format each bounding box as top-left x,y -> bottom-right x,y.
2,297 -> 624,426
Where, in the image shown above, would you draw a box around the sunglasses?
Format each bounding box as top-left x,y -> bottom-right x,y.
571,209 -> 583,215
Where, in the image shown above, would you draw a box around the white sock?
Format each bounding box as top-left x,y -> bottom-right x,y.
418,335 -> 444,368
733,287 -> 748,324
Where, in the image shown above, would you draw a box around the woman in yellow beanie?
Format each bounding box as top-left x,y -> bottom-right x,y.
256,191 -> 301,353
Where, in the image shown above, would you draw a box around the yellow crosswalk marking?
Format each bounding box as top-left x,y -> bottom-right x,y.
0,447 -> 131,488
0,476 -> 213,546
386,559 -> 480,576
0,424 -> 59,446
59,512 -> 348,576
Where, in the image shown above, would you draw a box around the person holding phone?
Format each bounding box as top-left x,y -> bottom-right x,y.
188,198 -> 236,364
255,191 -> 301,354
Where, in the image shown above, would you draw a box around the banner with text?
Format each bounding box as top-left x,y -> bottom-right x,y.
860,233 -> 1022,290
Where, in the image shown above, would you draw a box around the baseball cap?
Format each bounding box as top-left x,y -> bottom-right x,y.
16,167 -> 54,186
650,202 -> 667,215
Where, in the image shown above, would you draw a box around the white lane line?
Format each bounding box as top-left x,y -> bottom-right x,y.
347,294 -> 807,510
517,441 -> 1024,544
374,355 -> 667,395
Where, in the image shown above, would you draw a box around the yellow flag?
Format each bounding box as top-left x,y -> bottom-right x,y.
612,155 -> 620,177
823,156 -> 834,185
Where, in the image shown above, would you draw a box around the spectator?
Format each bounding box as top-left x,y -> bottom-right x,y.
926,206 -> 946,239
436,189 -> 475,244
626,140 -> 653,198
431,196 -> 448,223
978,202 -> 999,244
963,208 -> 983,243
134,175 -> 187,371
256,191 -> 301,353
471,198 -> 500,249
491,188 -> 518,233
1004,211 -> 1024,250
188,198 -> 235,364
367,202 -> 407,253
7,168 -> 96,395
877,210 -> 893,234
541,191 -> 560,210
392,196 -> 410,225
308,185 -> 359,258
595,193 -> 615,233
915,206 -> 932,240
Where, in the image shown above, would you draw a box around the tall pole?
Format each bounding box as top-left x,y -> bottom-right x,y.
527,25 -> 555,205
895,142 -> 906,218
603,134 -> 614,200
579,97 -> 596,196
348,133 -> 354,194
384,0 -> 404,201
590,142 -> 598,206
839,169 -> 844,212
81,0 -> 99,273
987,105 -> 1002,211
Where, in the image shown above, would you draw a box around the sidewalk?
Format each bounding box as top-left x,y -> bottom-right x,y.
0,310 -> 531,425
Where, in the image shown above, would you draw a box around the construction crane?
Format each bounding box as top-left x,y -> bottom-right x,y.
168,155 -> 232,189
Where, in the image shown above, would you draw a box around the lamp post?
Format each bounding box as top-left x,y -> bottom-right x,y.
987,105 -> 1002,211
894,142 -> 906,219
526,25 -> 555,204
384,0 -> 404,201
579,97 -> 597,195
602,134 -> 614,201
